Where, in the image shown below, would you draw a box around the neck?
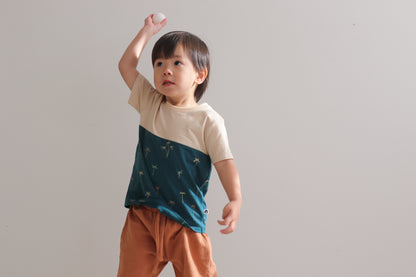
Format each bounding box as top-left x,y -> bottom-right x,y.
165,96 -> 198,108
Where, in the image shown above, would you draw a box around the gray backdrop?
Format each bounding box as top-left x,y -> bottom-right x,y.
1,0 -> 415,276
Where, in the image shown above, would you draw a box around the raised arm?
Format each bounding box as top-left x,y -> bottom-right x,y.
214,159 -> 242,234
118,14 -> 167,90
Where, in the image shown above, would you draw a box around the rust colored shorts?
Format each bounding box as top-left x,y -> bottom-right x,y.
117,205 -> 217,277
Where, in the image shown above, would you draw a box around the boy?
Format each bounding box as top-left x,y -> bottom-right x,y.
117,14 -> 242,277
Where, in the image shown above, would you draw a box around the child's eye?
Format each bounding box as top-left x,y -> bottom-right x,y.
156,61 -> 163,67
174,61 -> 182,66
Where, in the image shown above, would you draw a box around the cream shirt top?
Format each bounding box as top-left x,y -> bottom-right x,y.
128,72 -> 233,164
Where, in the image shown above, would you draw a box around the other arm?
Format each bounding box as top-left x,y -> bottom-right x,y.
118,14 -> 167,90
214,159 -> 242,234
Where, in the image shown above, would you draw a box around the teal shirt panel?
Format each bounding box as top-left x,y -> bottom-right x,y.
124,125 -> 212,233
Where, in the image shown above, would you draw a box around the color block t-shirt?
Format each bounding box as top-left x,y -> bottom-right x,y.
124,72 -> 233,233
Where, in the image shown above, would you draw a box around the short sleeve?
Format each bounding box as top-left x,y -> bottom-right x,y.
127,72 -> 160,114
204,113 -> 233,164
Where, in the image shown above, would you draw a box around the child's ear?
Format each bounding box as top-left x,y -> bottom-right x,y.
195,68 -> 208,85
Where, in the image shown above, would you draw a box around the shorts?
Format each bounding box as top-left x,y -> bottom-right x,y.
117,205 -> 217,277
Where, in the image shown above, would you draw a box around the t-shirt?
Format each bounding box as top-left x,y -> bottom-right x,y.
124,72 -> 233,233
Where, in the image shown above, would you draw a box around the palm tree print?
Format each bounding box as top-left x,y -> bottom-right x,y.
161,142 -> 174,158
200,179 -> 210,190
179,192 -> 186,203
177,170 -> 183,179
151,165 -> 158,176
193,158 -> 200,166
144,147 -> 151,158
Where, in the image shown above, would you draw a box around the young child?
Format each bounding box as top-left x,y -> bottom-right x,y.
117,14 -> 242,277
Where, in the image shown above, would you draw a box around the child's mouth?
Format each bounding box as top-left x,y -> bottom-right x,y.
163,80 -> 174,86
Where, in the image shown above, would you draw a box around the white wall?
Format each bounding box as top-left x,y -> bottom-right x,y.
1,0 -> 415,276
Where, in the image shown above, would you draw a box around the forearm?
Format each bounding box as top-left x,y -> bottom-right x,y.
215,159 -> 242,234
118,26 -> 153,68
215,159 -> 242,205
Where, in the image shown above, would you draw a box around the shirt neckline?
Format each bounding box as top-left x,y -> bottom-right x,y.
164,100 -> 209,111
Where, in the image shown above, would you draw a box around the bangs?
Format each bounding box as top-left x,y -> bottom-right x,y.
152,33 -> 182,65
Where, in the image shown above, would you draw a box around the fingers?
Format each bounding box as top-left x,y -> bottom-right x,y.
217,216 -> 231,227
144,14 -> 168,31
217,214 -> 236,234
218,218 -> 236,234
217,202 -> 241,234
159,18 -> 168,27
144,14 -> 153,25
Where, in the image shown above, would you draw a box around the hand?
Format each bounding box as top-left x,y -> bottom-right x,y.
143,14 -> 167,36
217,200 -> 241,234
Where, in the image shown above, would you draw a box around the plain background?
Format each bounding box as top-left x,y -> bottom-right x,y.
1,0 -> 415,276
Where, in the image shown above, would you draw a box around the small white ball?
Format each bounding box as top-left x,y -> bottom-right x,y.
152,12 -> 166,24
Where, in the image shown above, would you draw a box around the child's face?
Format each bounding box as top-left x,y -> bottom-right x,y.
153,45 -> 205,105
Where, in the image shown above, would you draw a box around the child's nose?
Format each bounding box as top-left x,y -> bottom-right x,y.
163,66 -> 172,75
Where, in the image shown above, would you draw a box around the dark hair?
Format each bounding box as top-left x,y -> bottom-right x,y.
152,31 -> 210,102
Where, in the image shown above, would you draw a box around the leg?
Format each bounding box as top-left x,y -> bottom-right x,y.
117,207 -> 168,277
167,225 -> 217,277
